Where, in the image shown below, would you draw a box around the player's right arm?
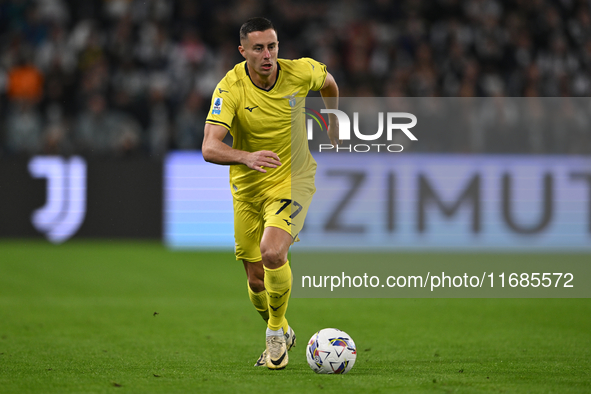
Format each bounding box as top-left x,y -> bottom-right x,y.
202,124 -> 282,173
204,78 -> 281,173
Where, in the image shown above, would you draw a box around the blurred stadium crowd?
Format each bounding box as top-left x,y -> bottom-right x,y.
1,0 -> 590,157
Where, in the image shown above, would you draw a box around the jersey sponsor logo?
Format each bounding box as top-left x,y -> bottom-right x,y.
282,90 -> 300,107
283,219 -> 293,226
307,61 -> 315,70
212,97 -> 223,115
244,106 -> 259,112
218,88 -> 229,94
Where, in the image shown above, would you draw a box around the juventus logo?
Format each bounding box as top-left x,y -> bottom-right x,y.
28,156 -> 88,243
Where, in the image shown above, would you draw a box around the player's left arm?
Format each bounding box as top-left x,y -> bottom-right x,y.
319,72 -> 340,146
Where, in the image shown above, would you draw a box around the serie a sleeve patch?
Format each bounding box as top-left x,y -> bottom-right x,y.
212,97 -> 223,115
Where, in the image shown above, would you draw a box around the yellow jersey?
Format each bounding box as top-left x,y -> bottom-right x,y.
206,57 -> 327,202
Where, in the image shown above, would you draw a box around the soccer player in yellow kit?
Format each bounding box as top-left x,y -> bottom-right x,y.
202,17 -> 339,370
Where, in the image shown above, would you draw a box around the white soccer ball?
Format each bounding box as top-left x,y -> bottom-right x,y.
306,328 -> 357,374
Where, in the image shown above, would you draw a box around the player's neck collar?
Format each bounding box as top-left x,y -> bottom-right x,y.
244,62 -> 281,92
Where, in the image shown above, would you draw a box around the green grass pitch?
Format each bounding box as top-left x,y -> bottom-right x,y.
0,241 -> 589,393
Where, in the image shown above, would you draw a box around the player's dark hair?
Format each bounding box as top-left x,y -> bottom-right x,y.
239,17 -> 276,41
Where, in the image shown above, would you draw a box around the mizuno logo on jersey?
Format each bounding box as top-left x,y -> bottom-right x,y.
218,88 -> 228,94
244,106 -> 259,112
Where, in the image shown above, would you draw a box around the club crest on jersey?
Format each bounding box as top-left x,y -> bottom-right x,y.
283,91 -> 300,107
212,97 -> 223,115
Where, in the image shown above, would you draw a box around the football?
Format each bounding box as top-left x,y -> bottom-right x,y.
306,328 -> 357,374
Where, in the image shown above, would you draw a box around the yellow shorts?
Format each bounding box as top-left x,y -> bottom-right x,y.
233,188 -> 314,262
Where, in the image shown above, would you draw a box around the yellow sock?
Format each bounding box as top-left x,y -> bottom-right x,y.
264,261 -> 292,332
247,281 -> 269,322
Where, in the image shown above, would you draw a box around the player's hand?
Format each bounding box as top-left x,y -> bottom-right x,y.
327,121 -> 341,147
245,150 -> 282,173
